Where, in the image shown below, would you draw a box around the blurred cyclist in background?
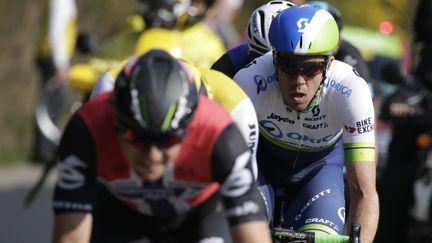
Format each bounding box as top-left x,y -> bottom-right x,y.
32,0 -> 77,164
178,0 -> 227,68
205,0 -> 244,49
234,5 -> 378,242
51,49 -> 271,243
211,0 -> 296,78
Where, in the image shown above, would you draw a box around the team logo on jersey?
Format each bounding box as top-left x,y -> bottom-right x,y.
267,112 -> 295,124
259,120 -> 283,138
303,122 -> 328,129
312,105 -> 320,117
323,79 -> 352,97
57,155 -> 87,190
254,73 -> 276,94
344,126 -> 356,133
355,117 -> 374,134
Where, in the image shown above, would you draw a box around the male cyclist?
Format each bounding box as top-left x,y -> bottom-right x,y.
211,0 -> 295,78
233,5 -> 378,243
51,50 -> 271,243
90,46 -> 259,179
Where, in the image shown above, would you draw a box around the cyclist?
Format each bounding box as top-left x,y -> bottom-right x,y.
233,5 -> 378,243
51,49 -> 271,243
170,0 -> 226,68
90,48 -> 259,179
32,0 -> 77,164
211,0 -> 296,78
307,1 -> 371,86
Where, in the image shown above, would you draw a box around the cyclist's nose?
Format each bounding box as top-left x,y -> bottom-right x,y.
145,145 -> 164,162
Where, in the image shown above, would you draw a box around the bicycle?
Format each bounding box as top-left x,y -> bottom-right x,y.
270,192 -> 360,243
272,223 -> 360,243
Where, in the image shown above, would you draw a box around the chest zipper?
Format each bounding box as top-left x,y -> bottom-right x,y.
292,111 -> 303,170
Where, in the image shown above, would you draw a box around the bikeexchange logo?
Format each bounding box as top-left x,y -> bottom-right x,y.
254,73 -> 276,94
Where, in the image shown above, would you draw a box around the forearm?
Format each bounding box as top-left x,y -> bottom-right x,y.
230,221 -> 272,243
346,192 -> 379,243
52,213 -> 92,243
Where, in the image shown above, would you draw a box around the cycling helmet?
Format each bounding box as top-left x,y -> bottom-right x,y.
114,49 -> 198,138
247,0 -> 295,56
269,5 -> 339,55
138,0 -> 191,29
308,1 -> 343,31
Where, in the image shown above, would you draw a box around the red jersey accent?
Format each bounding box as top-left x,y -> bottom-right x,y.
77,92 -> 131,181
76,92 -> 235,213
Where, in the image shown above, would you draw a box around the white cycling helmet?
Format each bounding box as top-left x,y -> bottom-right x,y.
247,0 -> 295,56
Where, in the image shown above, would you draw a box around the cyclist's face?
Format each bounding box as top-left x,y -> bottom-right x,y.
275,54 -> 331,111
120,137 -> 181,182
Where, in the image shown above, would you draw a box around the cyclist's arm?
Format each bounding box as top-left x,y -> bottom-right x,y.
52,115 -> 97,243
211,124 -> 271,243
52,213 -> 92,243
202,69 -> 259,179
345,162 -> 379,243
337,70 -> 378,243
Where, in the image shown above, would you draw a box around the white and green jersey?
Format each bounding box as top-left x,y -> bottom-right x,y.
234,52 -> 375,167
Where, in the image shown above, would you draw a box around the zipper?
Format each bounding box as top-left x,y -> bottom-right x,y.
292,111 -> 303,170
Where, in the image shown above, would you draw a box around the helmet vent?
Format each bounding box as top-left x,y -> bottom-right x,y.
308,42 -> 312,49
290,41 -> 294,49
299,36 -> 303,48
258,10 -> 266,39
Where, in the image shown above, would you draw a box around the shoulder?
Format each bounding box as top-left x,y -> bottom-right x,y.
234,51 -> 274,81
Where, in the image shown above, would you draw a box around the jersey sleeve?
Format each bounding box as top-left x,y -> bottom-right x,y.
331,68 -> 376,163
211,53 -> 237,78
53,114 -> 97,214
210,124 -> 267,225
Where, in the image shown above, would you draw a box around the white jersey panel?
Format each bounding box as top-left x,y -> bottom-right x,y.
234,52 -> 375,152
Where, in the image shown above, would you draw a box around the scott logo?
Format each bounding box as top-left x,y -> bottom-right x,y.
297,18 -> 310,33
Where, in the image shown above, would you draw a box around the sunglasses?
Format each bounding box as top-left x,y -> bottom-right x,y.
276,55 -> 327,78
121,128 -> 183,150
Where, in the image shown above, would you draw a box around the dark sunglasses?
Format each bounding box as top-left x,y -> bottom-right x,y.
276,55 -> 327,78
121,128 -> 183,150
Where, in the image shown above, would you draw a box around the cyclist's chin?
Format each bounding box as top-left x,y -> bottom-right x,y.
286,99 -> 308,111
134,161 -> 166,182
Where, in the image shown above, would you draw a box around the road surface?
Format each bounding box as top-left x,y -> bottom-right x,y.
0,163 -> 57,243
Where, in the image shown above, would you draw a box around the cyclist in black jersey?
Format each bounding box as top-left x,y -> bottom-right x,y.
51,49 -> 271,243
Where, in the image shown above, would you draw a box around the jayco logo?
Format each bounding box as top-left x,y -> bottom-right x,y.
254,73 -> 276,94
297,18 -> 310,33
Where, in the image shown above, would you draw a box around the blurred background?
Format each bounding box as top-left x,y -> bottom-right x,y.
0,0 -> 423,242
0,0 -> 418,165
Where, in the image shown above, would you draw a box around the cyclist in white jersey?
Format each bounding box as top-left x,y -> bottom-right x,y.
233,5 -> 378,243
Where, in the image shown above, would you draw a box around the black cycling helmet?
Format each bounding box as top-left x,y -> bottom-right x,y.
308,1 -> 343,31
114,49 -> 198,140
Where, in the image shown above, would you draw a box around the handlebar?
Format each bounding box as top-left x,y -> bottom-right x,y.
272,223 -> 361,243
